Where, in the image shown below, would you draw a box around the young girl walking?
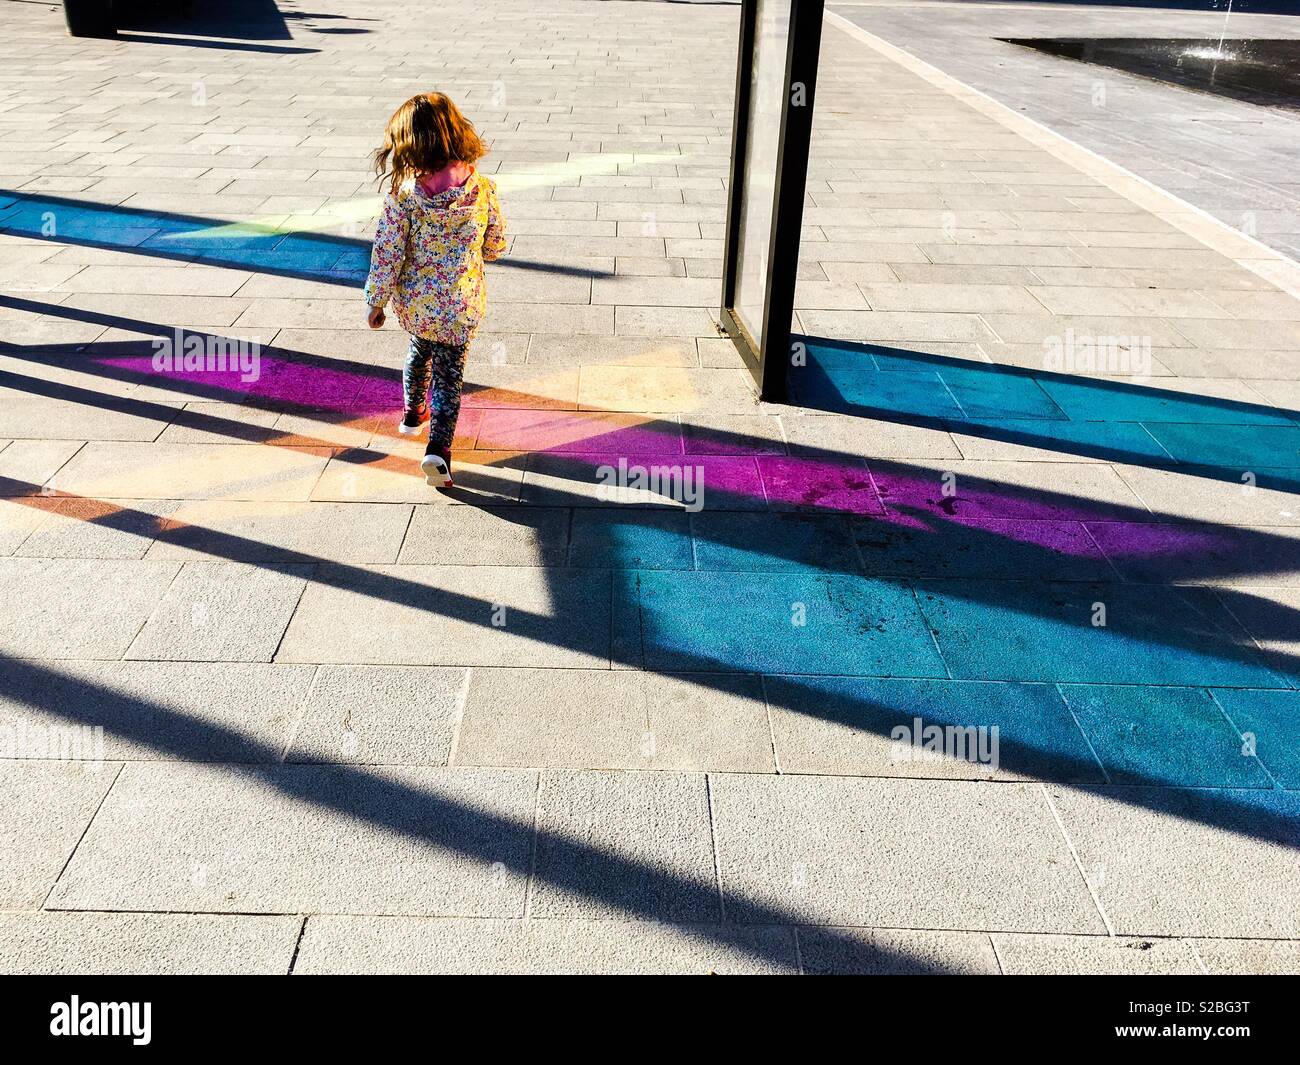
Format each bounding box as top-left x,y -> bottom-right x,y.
364,92 -> 506,487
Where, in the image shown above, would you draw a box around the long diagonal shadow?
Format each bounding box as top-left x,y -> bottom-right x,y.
1,363 -> 1297,948
791,337 -> 1300,496
3,467 -> 1298,851
3,279 -> 1298,665
3,317 -> 1300,647
2,652 -> 957,974
5,285 -> 1296,496
2,487 -> 1298,972
3,187 -> 1295,480
2,194 -> 1299,941
2,306 -> 1299,656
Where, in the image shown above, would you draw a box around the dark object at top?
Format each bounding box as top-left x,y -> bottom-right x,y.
1001,37 -> 1300,109
63,0 -> 117,38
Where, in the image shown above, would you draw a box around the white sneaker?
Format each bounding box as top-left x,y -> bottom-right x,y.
420,451 -> 452,487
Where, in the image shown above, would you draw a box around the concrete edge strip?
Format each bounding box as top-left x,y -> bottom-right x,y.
824,9 -> 1300,300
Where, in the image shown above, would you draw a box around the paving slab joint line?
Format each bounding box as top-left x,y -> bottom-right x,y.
1053,682 -> 1113,785
987,932 -> 1006,975
277,664 -> 322,763
446,666 -> 474,768
521,772 -> 544,921
268,572 -> 312,665
40,762 -> 124,912
1206,688 -> 1281,790
285,915 -> 309,976
1206,589 -> 1287,692
43,439 -> 88,497
757,675 -> 783,775
823,9 -> 1300,299
791,924 -> 807,975
1038,781 -> 1115,938
703,773 -> 728,924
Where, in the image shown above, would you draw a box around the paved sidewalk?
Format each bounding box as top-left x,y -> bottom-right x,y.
832,1 -> 1300,258
1,0 -> 1298,974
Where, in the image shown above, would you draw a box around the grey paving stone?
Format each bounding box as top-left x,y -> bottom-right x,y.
0,659 -> 313,762
287,665 -> 467,766
397,505 -> 569,566
293,915 -> 796,975
614,306 -> 720,338
783,413 -> 961,460
153,404 -> 313,447
852,515 -> 1114,581
766,675 -> 1101,782
276,565 -> 611,668
799,927 -> 1000,975
0,396 -> 173,442
148,500 -> 411,564
980,313 -> 1192,348
0,498 -> 46,555
1059,683 -> 1272,789
0,440 -> 84,494
16,497 -> 180,559
799,309 -> 997,344
872,458 -> 1148,522
1115,464 -> 1300,527
455,668 -> 773,773
862,282 -> 1045,314
0,557 -> 179,659
49,763 -> 537,916
1193,938 -> 1300,975
63,265 -> 249,297
127,561 -> 310,663
529,335 -> 699,369
567,508 -> 694,569
992,933 -> 1202,975
1174,318 -> 1300,351
0,912 -> 302,975
1047,785 -> 1300,937
0,761 -> 119,910
920,243 -> 1084,267
49,442 -> 332,502
531,770 -> 719,922
711,774 -> 1104,932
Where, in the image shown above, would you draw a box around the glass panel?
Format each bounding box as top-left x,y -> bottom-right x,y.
734,0 -> 790,352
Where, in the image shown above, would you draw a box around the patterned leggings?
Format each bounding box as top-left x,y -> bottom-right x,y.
403,336 -> 467,449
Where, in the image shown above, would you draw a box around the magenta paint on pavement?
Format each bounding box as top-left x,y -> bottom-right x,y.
529,452 -> 767,509
95,353 -> 379,414
682,427 -> 787,456
1082,520 -> 1236,560
870,465 -> 1136,524
352,373 -> 404,414
91,352 -> 1241,562
756,456 -> 884,515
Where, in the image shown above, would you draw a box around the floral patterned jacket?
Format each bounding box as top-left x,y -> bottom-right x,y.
364,169 -> 506,345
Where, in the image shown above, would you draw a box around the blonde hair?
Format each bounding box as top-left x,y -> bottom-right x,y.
373,92 -> 487,196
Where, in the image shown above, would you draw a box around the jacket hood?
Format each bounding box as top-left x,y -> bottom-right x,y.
401,171 -> 488,220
